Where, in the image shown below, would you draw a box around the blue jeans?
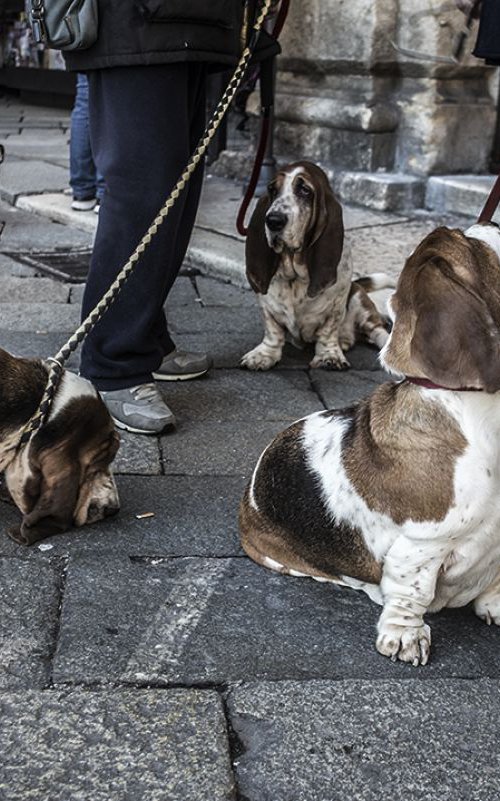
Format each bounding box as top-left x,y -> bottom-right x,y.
70,73 -> 105,200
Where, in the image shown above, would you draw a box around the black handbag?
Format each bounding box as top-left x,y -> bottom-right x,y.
28,0 -> 98,51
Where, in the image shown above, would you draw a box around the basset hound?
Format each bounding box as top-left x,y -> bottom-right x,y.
0,348 -> 120,545
240,222 -> 500,666
241,161 -> 391,371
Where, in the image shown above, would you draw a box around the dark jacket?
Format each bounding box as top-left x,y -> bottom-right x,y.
473,0 -> 500,65
65,0 -> 275,71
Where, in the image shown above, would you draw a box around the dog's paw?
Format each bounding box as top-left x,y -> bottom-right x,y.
376,623 -> 431,666
310,352 -> 350,371
241,347 -> 279,371
474,594 -> 500,626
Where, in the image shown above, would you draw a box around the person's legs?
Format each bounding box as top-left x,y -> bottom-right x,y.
81,63 -> 207,394
69,73 -> 98,206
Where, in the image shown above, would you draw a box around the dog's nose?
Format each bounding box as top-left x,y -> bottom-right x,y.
266,211 -> 287,232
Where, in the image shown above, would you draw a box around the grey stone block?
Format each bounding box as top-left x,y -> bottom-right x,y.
0,159 -> 69,205
113,431 -> 161,475
187,227 -> 246,287
426,174 -> 496,221
0,201 -> 93,250
161,420 -> 291,476
0,558 -> 60,689
159,369 -> 322,423
0,475 -> 245,559
337,171 -> 426,212
0,303 -> 80,332
0,275 -> 70,303
228,679 -> 500,801
0,689 -> 234,801
52,557 -> 500,686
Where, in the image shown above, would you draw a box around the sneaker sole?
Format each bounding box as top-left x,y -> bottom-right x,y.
152,368 -> 209,382
111,415 -> 175,435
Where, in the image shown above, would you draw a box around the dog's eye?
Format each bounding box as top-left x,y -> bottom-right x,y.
296,181 -> 313,199
267,183 -> 277,199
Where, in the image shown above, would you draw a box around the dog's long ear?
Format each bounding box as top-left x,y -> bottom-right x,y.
246,194 -> 279,295
306,179 -> 344,299
410,259 -> 500,391
8,449 -> 80,546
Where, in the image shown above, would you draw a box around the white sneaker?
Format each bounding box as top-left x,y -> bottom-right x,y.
71,196 -> 97,212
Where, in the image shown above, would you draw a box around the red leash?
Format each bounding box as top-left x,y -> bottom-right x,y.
236,0 -> 290,236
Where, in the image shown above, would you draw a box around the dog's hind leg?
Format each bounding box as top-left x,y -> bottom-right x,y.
342,282 -> 391,351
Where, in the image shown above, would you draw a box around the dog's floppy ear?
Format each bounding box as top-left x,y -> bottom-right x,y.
306,177 -> 344,298
410,259 -> 500,391
8,448 -> 80,546
246,194 -> 279,295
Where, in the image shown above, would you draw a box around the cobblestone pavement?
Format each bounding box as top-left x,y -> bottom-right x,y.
1,93 -> 500,801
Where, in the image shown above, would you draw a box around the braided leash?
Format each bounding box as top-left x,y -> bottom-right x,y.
18,0 -> 274,448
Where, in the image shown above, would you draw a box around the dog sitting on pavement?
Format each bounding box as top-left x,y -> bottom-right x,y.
0,349 -> 120,545
241,161 -> 392,371
240,222 -> 500,666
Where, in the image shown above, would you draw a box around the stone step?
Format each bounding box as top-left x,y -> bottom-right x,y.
336,171 -> 426,213
425,175 -> 500,221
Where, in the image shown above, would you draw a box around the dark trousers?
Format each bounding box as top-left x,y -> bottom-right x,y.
80,63 -> 206,390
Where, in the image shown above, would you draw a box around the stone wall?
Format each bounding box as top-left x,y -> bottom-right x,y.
274,0 -> 496,176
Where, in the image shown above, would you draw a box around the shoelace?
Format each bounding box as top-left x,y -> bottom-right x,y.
130,383 -> 161,403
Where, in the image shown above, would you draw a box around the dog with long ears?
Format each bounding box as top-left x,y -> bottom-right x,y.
241,161 -> 391,371
240,223 -> 500,665
0,349 -> 120,545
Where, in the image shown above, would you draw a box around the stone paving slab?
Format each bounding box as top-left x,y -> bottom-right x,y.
0,274 -> 70,303
312,368 -> 388,409
52,557 -> 500,686
0,558 -> 61,690
0,689 -> 234,801
350,216 -> 464,282
0,302 -> 80,332
0,201 -> 93,250
160,369 -> 322,423
0,475 -> 245,558
166,275 -> 199,307
169,303 -> 261,336
0,332 -> 78,367
0,254 -> 39,277
16,193 -> 97,235
160,419 -> 290,475
0,160 -> 69,204
196,275 -> 253,307
228,679 -> 500,801
113,431 -> 161,476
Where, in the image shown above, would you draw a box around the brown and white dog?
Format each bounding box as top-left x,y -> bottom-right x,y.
241,161 -> 391,371
0,349 -> 120,545
240,222 -> 500,665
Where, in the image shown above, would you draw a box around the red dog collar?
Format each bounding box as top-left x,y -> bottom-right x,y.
405,376 -> 483,392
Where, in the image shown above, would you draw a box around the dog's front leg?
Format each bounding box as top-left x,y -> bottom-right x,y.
241,305 -> 285,370
310,313 -> 350,370
376,535 -> 444,666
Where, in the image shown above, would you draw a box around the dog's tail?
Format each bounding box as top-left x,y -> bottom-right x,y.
352,273 -> 396,293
